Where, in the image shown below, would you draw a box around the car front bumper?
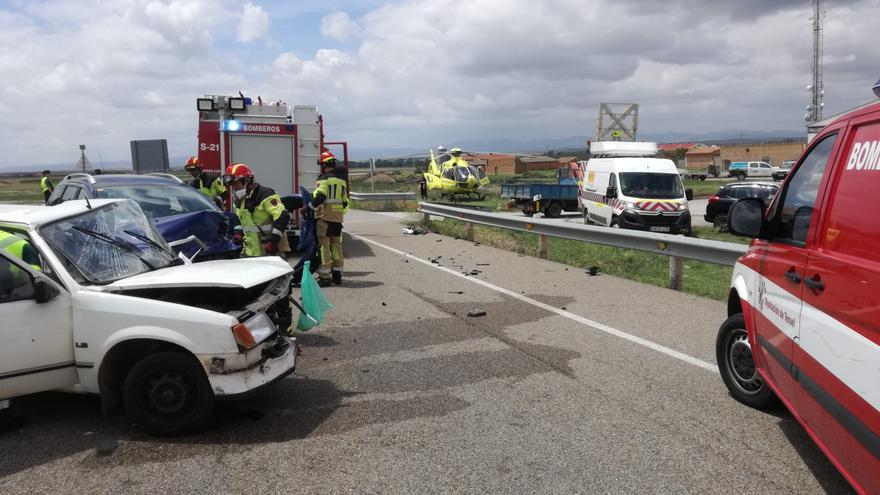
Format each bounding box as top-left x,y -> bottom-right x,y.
205,336 -> 296,399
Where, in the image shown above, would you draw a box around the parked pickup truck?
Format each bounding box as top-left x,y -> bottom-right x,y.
677,164 -> 720,181
501,166 -> 580,217
0,199 -> 297,436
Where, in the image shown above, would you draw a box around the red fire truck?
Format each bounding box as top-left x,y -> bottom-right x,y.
195,94 -> 347,199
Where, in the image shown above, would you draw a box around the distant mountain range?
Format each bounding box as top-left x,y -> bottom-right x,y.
1,130 -> 807,171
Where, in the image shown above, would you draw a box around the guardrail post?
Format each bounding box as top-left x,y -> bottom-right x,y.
538,234 -> 548,259
422,212 -> 430,225
466,222 -> 475,242
669,256 -> 683,291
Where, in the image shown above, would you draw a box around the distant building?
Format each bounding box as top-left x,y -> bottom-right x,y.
516,156 -> 558,172
718,140 -> 806,169
464,152 -> 516,174
684,144 -> 720,169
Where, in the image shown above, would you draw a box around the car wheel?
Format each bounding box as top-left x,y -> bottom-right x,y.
736,173 -> 745,181
545,202 -> 563,218
699,176 -> 706,182
583,208 -> 589,225
609,217 -> 619,228
123,352 -> 216,437
714,214 -> 729,232
716,313 -> 778,409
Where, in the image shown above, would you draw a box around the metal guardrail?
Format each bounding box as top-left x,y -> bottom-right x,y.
418,202 -> 748,268
350,192 -> 416,201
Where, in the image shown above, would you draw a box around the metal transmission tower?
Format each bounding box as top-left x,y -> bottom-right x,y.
805,0 -> 824,123
76,144 -> 92,172
596,103 -> 639,141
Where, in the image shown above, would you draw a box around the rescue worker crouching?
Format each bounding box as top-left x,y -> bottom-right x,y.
0,229 -> 41,272
184,156 -> 226,209
223,163 -> 291,257
301,150 -> 348,286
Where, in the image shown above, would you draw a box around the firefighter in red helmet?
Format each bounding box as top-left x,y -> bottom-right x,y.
184,156 -> 226,208
302,150 -> 348,286
223,163 -> 291,257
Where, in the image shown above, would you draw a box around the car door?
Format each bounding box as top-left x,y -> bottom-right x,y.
758,163 -> 773,177
0,250 -> 76,400
747,132 -> 840,404
794,114 -> 880,493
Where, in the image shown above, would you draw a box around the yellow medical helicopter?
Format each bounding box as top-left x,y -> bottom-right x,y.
423,147 -> 491,201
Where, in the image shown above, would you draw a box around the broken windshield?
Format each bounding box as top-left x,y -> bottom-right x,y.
41,200 -> 175,284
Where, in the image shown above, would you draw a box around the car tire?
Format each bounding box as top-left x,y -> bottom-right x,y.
583,208 -> 589,225
714,214 -> 729,232
736,173 -> 746,181
716,313 -> 778,410
123,351 -> 216,437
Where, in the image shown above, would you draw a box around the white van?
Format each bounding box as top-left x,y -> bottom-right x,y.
578,142 -> 693,234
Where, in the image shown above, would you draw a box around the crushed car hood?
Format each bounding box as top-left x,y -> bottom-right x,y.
104,257 -> 293,291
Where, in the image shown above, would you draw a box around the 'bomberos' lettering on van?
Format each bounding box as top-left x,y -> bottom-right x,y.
846,140 -> 880,170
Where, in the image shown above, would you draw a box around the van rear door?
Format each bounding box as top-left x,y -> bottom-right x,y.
795,114 -> 880,494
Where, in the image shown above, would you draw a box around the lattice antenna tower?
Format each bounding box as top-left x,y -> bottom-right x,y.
805,0 -> 824,123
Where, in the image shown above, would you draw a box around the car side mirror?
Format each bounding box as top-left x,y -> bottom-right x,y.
606,186 -> 616,199
685,188 -> 694,201
34,278 -> 60,304
728,198 -> 766,239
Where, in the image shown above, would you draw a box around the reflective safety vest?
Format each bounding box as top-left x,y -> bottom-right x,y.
233,185 -> 289,257
0,230 -> 41,271
313,176 -> 349,223
193,174 -> 226,199
40,176 -> 53,193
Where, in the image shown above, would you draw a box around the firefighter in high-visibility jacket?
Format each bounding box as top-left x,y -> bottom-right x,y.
303,150 -> 348,286
184,156 -> 226,208
223,163 -> 291,257
0,230 -> 41,272
40,170 -> 54,205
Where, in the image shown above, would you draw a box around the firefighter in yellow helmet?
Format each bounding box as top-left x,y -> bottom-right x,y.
302,150 -> 348,286
223,163 -> 291,257
441,147 -> 468,170
184,157 -> 226,208
40,170 -> 54,205
0,230 -> 41,272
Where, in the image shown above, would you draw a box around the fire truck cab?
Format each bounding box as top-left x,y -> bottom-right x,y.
195,95 -> 347,241
717,99 -> 880,494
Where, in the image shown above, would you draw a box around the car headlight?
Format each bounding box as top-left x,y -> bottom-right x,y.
623,201 -> 638,210
231,312 -> 277,350
678,202 -> 688,210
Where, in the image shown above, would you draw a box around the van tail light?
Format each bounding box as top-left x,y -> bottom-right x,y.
232,323 -> 256,349
708,195 -> 720,205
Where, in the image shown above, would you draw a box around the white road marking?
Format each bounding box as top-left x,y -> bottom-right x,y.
352,233 -> 719,373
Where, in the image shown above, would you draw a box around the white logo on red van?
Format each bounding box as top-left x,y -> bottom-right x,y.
846,140 -> 880,170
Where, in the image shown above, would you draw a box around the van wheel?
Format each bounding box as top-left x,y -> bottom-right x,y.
583,208 -> 589,225
610,217 -> 619,228
736,173 -> 746,181
123,352 -> 215,437
714,214 -> 729,232
716,313 -> 778,409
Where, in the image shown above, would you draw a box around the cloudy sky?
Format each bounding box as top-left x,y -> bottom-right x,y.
0,0 -> 877,169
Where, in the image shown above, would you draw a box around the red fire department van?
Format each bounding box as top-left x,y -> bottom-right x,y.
717,98 -> 880,494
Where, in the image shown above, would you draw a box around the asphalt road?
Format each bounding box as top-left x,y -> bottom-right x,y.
0,209 -> 851,494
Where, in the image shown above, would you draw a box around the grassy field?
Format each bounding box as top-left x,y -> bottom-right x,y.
0,178 -> 45,203
424,219 -> 744,301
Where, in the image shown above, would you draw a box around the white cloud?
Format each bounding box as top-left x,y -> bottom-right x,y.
321,11 -> 361,41
1,0 -> 878,168
237,2 -> 270,43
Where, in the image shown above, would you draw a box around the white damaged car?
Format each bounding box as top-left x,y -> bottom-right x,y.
0,199 -> 296,436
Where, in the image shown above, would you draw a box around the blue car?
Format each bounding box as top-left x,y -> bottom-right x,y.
48,173 -> 241,260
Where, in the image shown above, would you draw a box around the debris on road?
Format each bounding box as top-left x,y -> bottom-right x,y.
401,225 -> 428,235
467,309 -> 487,317
586,266 -> 601,276
449,291 -> 464,294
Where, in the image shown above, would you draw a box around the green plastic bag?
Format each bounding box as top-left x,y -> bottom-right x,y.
296,261 -> 333,331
